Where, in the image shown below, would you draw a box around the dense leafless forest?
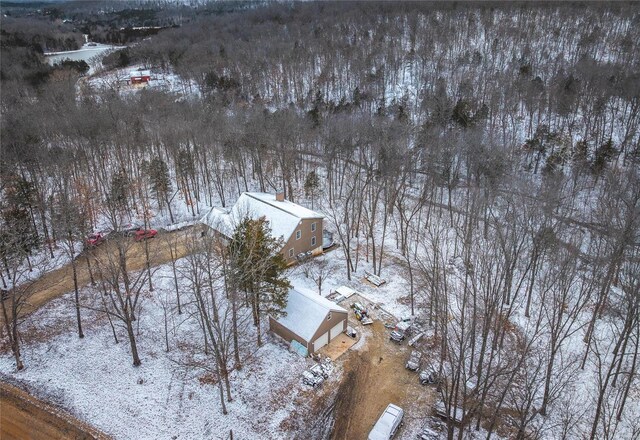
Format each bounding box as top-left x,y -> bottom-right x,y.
1,1 -> 639,439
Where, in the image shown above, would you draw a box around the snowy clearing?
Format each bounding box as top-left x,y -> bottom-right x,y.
0,262 -> 319,440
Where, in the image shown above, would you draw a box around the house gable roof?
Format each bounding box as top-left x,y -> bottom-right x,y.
130,70 -> 151,77
203,192 -> 324,243
275,288 -> 347,342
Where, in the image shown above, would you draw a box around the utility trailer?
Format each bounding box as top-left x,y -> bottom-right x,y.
365,271 -> 386,287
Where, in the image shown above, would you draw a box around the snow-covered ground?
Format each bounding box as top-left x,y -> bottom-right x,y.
0,218 -> 417,440
2,185 -> 638,439
45,43 -> 123,65
289,251 -> 413,320
0,262 -> 318,439
46,43 -> 125,75
90,188 -> 208,235
85,65 -> 201,98
4,245 -> 72,289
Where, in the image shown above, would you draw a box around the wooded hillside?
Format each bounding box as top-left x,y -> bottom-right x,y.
1,2 -> 639,439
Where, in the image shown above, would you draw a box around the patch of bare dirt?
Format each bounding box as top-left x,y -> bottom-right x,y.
0,381 -> 111,440
331,320 -> 436,439
0,227 -> 201,440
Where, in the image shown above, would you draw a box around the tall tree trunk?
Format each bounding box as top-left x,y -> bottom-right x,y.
164,303 -> 170,352
540,347 -> 556,416
617,322 -> 638,421
71,256 -> 84,338
125,316 -> 142,366
232,291 -> 241,369
86,254 -> 96,286
215,359 -> 228,415
164,193 -> 175,223
589,328 -> 627,440
172,259 -> 181,314
255,299 -> 262,347
1,299 -> 24,371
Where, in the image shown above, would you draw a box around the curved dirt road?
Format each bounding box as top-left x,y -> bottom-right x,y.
1,226 -> 201,440
0,382 -> 110,440
12,226 -> 201,319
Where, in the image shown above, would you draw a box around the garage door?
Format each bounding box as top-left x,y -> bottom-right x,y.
330,321 -> 345,340
314,331 -> 329,351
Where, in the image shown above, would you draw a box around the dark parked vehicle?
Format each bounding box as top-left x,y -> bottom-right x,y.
120,222 -> 142,236
406,350 -> 421,371
417,424 -> 440,440
434,401 -> 464,424
390,320 -> 411,343
302,370 -> 324,388
419,368 -> 440,385
310,364 -> 329,379
390,330 -> 405,343
322,229 -> 334,249
352,302 -> 366,314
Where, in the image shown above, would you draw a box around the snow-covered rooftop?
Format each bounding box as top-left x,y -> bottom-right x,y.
245,193 -> 323,219
202,192 -> 324,243
130,70 -> 151,77
275,288 -> 347,341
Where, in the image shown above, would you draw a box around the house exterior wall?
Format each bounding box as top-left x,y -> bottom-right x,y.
269,309 -> 347,354
309,310 -> 348,352
269,316 -> 309,350
203,215 -> 322,264
131,75 -> 150,84
281,217 -> 324,263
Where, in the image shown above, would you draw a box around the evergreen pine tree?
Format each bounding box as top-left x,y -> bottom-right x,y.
451,99 -> 472,128
304,170 -> 320,209
109,169 -> 129,213
229,217 -> 290,346
592,138 -> 616,177
147,158 -> 174,222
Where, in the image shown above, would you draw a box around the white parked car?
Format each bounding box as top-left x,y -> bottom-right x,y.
368,403 -> 403,440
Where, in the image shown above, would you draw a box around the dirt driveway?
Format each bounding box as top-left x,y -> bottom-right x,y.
0,382 -> 110,440
1,226 -> 201,440
331,319 -> 436,439
12,226 -> 201,319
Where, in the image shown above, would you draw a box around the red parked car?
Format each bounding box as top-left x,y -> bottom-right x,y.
86,232 -> 105,247
134,229 -> 157,241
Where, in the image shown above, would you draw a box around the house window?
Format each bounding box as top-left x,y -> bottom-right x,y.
289,248 -> 294,258
311,222 -> 317,232
311,236 -> 316,246
296,230 -> 301,240
327,312 -> 332,320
